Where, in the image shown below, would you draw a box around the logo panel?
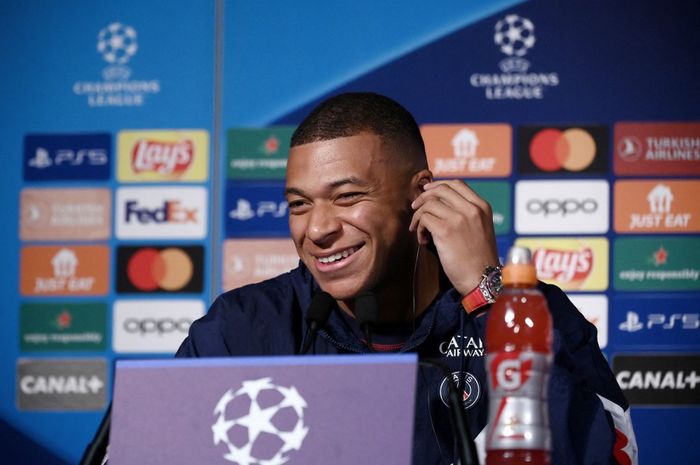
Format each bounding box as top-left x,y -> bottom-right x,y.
116,245 -> 204,294
614,237 -> 700,291
515,180 -> 609,234
614,122 -> 700,176
223,239 -> 298,291
227,127 -> 295,180
20,188 -> 111,241
613,296 -> 699,349
439,372 -> 481,410
421,124 -> 512,177
23,133 -> 111,181
17,358 -> 107,410
113,299 -> 204,353
20,246 -> 109,296
514,237 -> 609,291
117,130 -> 209,182
613,354 -> 700,406
226,182 -> 289,237
518,126 -> 608,175
469,14 -> 561,99
469,181 -> 511,235
567,295 -> 608,349
614,180 -> 700,233
116,186 -> 208,239
20,302 -> 107,352
212,378 -> 308,464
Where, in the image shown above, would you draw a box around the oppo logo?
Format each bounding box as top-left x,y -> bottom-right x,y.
526,198 -> 598,217
123,318 -> 192,334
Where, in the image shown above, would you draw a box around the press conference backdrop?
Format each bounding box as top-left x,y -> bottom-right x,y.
0,1 -> 698,464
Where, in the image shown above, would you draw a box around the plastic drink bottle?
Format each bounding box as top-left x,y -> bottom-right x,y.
485,246 -> 553,465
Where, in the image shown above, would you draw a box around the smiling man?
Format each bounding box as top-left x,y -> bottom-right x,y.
176,93 -> 637,465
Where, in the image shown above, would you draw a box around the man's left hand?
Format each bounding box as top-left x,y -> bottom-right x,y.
409,180 -> 500,296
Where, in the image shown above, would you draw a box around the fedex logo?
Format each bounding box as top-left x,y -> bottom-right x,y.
116,187 -> 207,239
24,133 -> 111,181
124,200 -> 197,224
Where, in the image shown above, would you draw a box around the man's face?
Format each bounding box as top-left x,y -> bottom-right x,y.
285,133 -> 417,300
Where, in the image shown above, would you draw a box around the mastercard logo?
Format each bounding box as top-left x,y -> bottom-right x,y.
529,128 -> 596,171
117,245 -> 203,294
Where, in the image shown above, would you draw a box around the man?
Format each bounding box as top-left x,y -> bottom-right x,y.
177,92 -> 637,465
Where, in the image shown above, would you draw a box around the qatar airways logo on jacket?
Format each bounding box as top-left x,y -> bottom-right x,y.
116,187 -> 207,239
439,336 -> 484,358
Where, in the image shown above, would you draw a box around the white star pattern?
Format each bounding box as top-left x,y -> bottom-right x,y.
212,378 -> 309,465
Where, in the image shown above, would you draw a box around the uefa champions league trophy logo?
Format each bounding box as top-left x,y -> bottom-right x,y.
212,378 -> 309,465
494,14 -> 536,73
97,22 -> 138,80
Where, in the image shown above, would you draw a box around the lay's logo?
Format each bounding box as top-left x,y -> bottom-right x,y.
118,130 -> 209,182
515,237 -> 609,291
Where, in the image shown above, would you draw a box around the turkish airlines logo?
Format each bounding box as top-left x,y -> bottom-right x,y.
116,186 -> 207,239
223,239 -> 298,291
113,300 -> 204,353
116,245 -> 204,294
515,180 -> 609,234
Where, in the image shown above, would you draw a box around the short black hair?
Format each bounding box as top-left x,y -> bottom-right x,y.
290,92 -> 426,158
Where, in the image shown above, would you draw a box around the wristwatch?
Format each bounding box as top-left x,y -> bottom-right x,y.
461,265 -> 503,313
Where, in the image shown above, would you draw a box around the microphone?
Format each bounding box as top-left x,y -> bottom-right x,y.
420,359 -> 479,465
354,292 -> 379,352
299,290 -> 335,354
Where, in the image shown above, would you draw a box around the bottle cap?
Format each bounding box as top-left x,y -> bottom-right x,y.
502,246 -> 538,286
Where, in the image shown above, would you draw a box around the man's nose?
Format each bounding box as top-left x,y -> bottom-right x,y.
307,204 -> 342,245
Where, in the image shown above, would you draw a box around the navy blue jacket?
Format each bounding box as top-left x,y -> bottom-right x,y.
176,263 -> 637,465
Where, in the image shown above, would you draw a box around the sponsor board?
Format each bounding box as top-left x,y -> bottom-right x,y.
20,246 -> 109,296
17,358 -> 107,411
614,180 -> 700,233
20,302 -> 107,352
567,295 -> 608,349
515,180 -> 609,234
613,354 -> 700,406
613,296 -> 699,348
73,22 -> 161,107
421,124 -> 512,177
113,299 -> 204,353
514,237 -> 608,291
117,130 -> 209,182
469,13 -> 561,100
116,186 -> 208,239
226,182 -> 289,237
223,239 -> 298,291
470,181 -> 512,235
23,133 -> 110,181
227,127 -> 295,180
518,126 -> 608,174
614,237 -> 700,291
20,188 -> 111,241
116,245 -> 204,294
614,122 -> 700,176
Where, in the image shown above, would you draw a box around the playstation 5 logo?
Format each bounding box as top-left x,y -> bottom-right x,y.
229,199 -> 287,221
619,311 -> 644,332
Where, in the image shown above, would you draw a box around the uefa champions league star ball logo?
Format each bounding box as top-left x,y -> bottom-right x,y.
494,14 -> 535,57
97,22 -> 138,65
212,378 -> 309,465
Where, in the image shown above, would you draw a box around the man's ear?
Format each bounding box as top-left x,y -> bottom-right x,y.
412,169 -> 433,198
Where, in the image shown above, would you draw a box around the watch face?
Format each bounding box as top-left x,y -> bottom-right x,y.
486,268 -> 503,295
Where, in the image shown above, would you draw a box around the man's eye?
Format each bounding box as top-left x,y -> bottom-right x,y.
287,200 -> 308,210
337,192 -> 363,201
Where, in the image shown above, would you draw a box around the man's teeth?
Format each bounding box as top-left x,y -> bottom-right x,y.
318,248 -> 354,264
